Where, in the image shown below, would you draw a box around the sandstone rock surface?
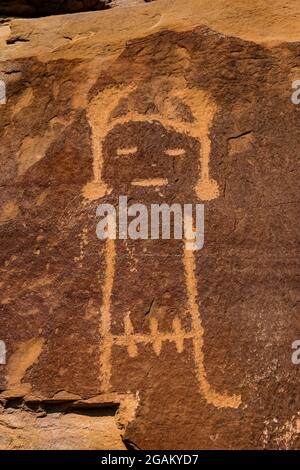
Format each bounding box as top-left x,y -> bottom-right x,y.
0,0 -> 299,450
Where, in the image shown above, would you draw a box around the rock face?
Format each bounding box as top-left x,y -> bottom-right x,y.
0,403 -> 125,450
0,0 -> 299,450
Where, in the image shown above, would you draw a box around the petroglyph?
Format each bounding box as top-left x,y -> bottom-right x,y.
99,238 -> 116,393
82,85 -> 136,201
92,82 -> 241,408
0,3 -> 298,449
83,81 -> 219,201
183,247 -> 241,408
131,178 -> 168,187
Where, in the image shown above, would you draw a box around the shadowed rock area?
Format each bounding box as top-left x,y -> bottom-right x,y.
0,0 -> 110,17
0,0 -> 299,450
0,0 -> 152,17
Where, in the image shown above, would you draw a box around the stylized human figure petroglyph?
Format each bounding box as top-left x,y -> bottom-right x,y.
84,79 -> 241,409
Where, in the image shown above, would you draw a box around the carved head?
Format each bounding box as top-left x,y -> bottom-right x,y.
83,79 -> 219,201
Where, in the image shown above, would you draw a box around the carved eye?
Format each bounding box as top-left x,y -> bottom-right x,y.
117,147 -> 138,157
165,148 -> 186,157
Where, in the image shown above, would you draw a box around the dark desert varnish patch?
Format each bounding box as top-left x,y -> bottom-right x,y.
0,0 -> 110,18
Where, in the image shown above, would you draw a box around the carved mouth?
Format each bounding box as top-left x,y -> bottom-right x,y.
131,179 -> 168,187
